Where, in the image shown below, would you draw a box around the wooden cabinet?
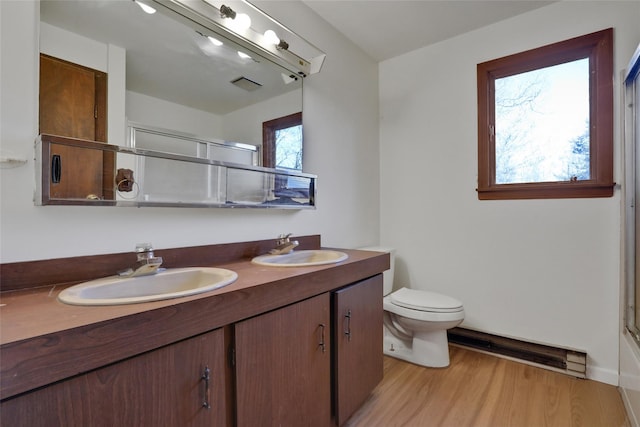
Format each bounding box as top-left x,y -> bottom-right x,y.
332,275 -> 383,426
1,271 -> 386,427
234,293 -> 332,427
40,54 -> 106,142
1,329 -> 228,427
39,54 -> 113,201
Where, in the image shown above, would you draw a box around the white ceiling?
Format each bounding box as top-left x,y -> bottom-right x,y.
301,0 -> 555,62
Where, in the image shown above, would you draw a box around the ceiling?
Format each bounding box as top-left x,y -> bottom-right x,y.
300,0 -> 555,62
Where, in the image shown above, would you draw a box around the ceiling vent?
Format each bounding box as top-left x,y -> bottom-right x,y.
230,76 -> 262,91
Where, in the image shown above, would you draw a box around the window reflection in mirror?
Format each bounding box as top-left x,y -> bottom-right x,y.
262,112 -> 303,170
275,124 -> 303,171
262,112 -> 307,196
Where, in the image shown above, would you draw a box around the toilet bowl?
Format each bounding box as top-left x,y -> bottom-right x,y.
361,247 -> 465,368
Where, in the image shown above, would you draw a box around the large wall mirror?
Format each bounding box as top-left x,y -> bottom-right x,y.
39,0 -> 305,161
37,0 -> 323,208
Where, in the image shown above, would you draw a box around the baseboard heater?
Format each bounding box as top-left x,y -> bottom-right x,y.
447,327 -> 587,379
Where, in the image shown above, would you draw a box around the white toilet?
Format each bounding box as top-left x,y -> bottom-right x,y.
363,247 -> 465,368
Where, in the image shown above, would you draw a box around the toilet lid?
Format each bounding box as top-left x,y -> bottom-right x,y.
390,288 -> 463,313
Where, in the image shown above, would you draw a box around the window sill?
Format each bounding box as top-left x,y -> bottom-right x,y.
476,181 -> 615,200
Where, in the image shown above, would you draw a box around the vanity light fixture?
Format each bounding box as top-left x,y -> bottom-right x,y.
165,0 -> 327,75
263,29 -> 279,45
263,30 -> 289,51
234,13 -> 252,30
219,4 -> 236,19
133,0 -> 156,14
220,4 -> 252,31
277,40 -> 289,51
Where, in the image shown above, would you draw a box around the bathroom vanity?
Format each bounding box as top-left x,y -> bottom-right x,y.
0,236 -> 388,427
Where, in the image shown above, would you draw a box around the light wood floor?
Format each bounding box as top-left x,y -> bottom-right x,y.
345,346 -> 630,427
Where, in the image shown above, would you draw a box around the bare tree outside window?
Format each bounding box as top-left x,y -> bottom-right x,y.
495,59 -> 590,184
262,112 -> 302,170
275,124 -> 303,171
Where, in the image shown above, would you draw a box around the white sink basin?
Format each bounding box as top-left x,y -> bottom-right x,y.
58,267 -> 238,306
252,250 -> 348,267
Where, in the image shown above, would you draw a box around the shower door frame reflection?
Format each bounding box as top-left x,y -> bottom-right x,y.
624,43 -> 640,346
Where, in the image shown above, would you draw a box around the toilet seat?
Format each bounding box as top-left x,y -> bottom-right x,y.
390,287 -> 463,313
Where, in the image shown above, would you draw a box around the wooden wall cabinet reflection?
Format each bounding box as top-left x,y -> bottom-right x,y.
39,54 -> 114,200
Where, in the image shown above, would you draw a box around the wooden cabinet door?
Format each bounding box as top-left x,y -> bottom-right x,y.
1,329 -> 228,427
332,276 -> 383,426
40,54 -> 111,200
40,54 -> 106,141
235,293 -> 332,427
48,143 -> 106,199
87,329 -> 228,426
0,373 -> 93,426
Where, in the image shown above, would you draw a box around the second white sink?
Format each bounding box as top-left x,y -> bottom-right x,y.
58,267 -> 238,306
252,250 -> 348,267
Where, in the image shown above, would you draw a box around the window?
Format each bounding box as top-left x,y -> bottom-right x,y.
477,28 -> 614,200
262,112 -> 303,170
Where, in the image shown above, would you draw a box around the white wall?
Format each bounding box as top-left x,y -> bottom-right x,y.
379,1 -> 640,385
0,0 -> 380,262
127,91 -> 223,138
128,87 -> 300,152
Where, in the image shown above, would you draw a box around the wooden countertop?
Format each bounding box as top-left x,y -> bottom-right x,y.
0,248 -> 389,400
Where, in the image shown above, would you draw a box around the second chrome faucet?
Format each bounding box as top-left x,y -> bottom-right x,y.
269,233 -> 299,255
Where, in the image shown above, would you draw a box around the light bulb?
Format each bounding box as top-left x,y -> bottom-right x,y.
207,36 -> 223,46
264,30 -> 280,46
234,13 -> 251,30
237,51 -> 252,60
134,0 -> 156,14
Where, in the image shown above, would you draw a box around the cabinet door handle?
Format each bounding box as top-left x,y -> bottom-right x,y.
201,366 -> 211,409
318,323 -> 326,353
344,309 -> 352,342
51,154 -> 61,183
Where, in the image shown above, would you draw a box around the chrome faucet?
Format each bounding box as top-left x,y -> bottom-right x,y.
119,243 -> 164,277
269,233 -> 299,255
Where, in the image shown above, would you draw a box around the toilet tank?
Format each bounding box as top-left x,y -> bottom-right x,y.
359,246 -> 395,296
